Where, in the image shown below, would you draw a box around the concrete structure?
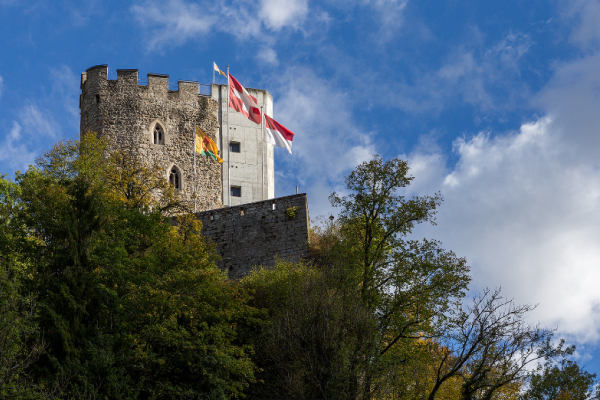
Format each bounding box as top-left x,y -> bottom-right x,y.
211,84 -> 275,207
79,64 -> 275,211
195,194 -> 310,279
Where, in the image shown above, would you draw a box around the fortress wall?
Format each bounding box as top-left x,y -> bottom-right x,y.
80,65 -> 222,210
195,193 -> 310,279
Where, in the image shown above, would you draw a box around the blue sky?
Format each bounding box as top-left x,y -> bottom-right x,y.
3,0 -> 600,375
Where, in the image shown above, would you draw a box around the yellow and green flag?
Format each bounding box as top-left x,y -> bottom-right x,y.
196,126 -> 223,163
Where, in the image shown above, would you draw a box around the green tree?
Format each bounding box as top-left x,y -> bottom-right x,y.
243,156 -> 470,399
0,261 -> 44,400
241,259 -> 375,399
0,175 -> 45,399
522,355 -> 599,400
328,155 -> 471,399
9,135 -> 256,399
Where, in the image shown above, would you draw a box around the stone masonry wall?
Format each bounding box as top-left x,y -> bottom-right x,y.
80,65 -> 222,211
195,194 -> 310,279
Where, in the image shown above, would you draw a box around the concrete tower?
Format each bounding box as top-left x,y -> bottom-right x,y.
211,84 -> 275,206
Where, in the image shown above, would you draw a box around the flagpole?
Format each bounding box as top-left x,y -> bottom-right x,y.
194,126 -> 197,213
261,106 -> 264,200
227,65 -> 231,207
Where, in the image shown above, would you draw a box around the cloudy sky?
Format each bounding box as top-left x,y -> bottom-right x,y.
2,0 -> 600,373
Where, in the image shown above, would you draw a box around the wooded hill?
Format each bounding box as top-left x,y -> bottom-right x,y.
0,135 -> 597,399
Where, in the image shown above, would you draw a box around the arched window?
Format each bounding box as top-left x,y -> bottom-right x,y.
169,167 -> 180,189
153,124 -> 164,145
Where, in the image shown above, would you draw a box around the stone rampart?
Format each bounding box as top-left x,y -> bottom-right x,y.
195,194 -> 310,279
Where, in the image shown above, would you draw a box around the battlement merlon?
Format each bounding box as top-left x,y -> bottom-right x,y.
80,64 -> 107,91
116,69 -> 138,85
80,66 -> 203,102
148,73 -> 169,93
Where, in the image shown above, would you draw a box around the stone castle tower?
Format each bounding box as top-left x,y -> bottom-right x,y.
79,64 -> 274,211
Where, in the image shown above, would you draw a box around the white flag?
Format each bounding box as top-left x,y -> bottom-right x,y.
213,62 -> 226,76
265,115 -> 294,154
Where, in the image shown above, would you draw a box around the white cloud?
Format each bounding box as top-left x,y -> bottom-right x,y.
493,32 -> 532,71
259,0 -> 308,31
366,0 -> 409,38
0,102 -> 61,173
395,2 -> 600,345
364,31 -> 533,115
435,51 -> 495,110
534,52 -> 600,165
324,0 -> 409,36
131,0 -> 311,51
18,103 -> 60,139
407,115 -> 600,343
0,122 -> 37,172
271,67 -> 376,215
0,65 -> 79,175
562,0 -> 600,51
131,0 -> 217,50
0,75 -> 3,99
130,0 -> 411,52
257,46 -> 279,65
436,32 -> 532,111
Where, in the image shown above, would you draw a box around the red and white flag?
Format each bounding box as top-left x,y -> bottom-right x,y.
265,115 -> 294,154
228,74 -> 262,125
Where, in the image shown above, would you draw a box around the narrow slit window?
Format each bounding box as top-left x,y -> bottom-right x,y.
154,124 -> 165,145
229,141 -> 240,153
231,186 -> 241,197
169,167 -> 180,189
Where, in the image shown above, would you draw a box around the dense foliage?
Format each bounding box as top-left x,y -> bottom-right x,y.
0,135 -> 256,399
0,139 -> 597,399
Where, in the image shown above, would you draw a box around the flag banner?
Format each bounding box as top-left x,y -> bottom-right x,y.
213,62 -> 226,76
265,115 -> 294,154
196,126 -> 223,163
228,74 -> 262,125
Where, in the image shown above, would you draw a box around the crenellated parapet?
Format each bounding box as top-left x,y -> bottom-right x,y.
81,66 -> 207,101
79,64 -> 223,212
147,73 -> 169,93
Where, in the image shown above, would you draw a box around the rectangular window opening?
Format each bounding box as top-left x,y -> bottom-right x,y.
231,186 -> 241,197
95,94 -> 100,103
272,202 -> 276,210
229,141 -> 241,153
